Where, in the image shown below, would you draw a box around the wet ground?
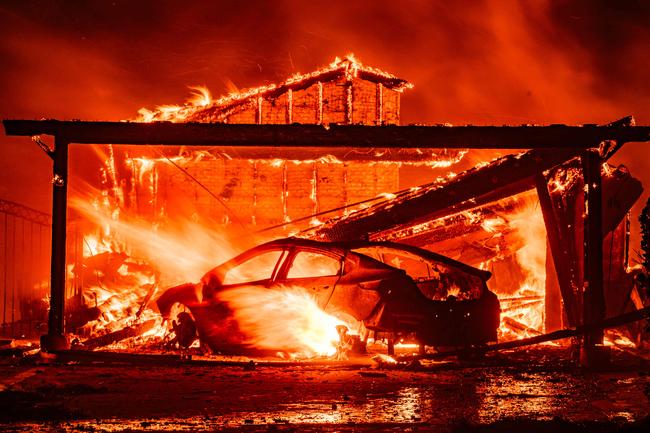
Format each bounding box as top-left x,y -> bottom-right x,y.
0,346 -> 649,432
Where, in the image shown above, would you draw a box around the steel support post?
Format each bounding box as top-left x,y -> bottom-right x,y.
41,136 -> 69,351
581,149 -> 606,365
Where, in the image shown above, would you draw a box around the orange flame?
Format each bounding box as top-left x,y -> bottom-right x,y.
218,285 -> 355,357
498,199 -> 547,338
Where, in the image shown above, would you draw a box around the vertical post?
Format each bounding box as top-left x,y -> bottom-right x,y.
544,238 -> 563,332
376,83 -> 383,125
255,97 -> 263,125
581,149 -> 606,357
286,88 -> 293,124
344,80 -> 353,124
41,136 -> 69,351
317,82 -> 323,124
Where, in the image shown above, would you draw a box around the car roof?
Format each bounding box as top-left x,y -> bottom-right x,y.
255,237 -> 491,280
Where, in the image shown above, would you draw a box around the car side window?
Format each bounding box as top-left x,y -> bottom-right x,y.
222,250 -> 284,285
287,251 -> 341,279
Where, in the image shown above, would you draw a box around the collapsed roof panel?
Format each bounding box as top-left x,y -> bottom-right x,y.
308,148 -> 584,241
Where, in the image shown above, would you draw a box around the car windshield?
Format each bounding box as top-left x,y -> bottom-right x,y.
352,246 -> 484,300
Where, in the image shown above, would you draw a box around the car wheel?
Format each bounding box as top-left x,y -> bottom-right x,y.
166,303 -> 198,350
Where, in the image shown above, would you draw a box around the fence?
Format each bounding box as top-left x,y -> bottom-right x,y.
0,199 -> 51,339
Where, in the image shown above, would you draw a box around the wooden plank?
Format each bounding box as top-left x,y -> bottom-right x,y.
374,194 -> 524,245
536,173 -> 580,327
545,238 -> 563,332
77,320 -> 157,350
3,120 -> 649,148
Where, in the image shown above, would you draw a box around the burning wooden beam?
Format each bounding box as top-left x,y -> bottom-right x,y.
502,316 -> 544,335
313,148 -> 582,241
76,320 -> 157,351
373,194 -> 524,245
536,172 -> 581,327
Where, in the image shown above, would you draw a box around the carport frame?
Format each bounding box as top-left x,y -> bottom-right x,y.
3,119 -> 650,360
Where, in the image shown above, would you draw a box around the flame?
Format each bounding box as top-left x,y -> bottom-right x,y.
604,331 -> 636,348
187,85 -> 212,107
548,166 -> 581,194
498,199 -> 547,339
217,285 -> 354,357
480,216 -> 507,234
71,196 -> 245,285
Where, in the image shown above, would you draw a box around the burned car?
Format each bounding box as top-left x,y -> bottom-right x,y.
156,237 -> 500,353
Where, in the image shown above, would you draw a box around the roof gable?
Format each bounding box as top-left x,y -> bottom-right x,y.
138,55 -> 412,123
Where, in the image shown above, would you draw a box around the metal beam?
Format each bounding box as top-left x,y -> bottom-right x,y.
3,120 -> 650,148
0,199 -> 51,226
41,137 -> 69,351
582,149 -> 606,354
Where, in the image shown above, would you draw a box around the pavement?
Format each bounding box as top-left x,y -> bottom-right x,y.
0,345 -> 649,432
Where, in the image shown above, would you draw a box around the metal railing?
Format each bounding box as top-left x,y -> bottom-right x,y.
0,199 -> 51,339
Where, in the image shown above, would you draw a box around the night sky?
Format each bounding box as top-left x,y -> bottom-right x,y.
1,0 -> 648,249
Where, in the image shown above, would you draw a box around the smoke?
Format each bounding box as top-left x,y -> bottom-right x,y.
0,0 -> 648,243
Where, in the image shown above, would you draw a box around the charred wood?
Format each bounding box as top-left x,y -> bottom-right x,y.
536,172 -> 580,327
501,300 -> 544,313
502,316 -> 543,335
500,295 -> 545,303
399,306 -> 650,362
76,320 -> 156,350
374,195 -> 524,245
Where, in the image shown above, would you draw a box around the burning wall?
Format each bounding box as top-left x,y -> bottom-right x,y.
154,159 -> 399,227
127,56 -> 411,227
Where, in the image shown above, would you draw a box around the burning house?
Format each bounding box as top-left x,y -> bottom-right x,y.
2,55 -> 650,365
133,56 -> 412,228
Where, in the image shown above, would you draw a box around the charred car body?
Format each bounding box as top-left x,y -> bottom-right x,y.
157,238 -> 500,353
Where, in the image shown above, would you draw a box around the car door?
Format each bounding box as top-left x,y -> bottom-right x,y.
276,248 -> 343,309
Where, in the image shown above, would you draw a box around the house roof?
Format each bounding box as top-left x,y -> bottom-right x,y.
137,55 -> 412,123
